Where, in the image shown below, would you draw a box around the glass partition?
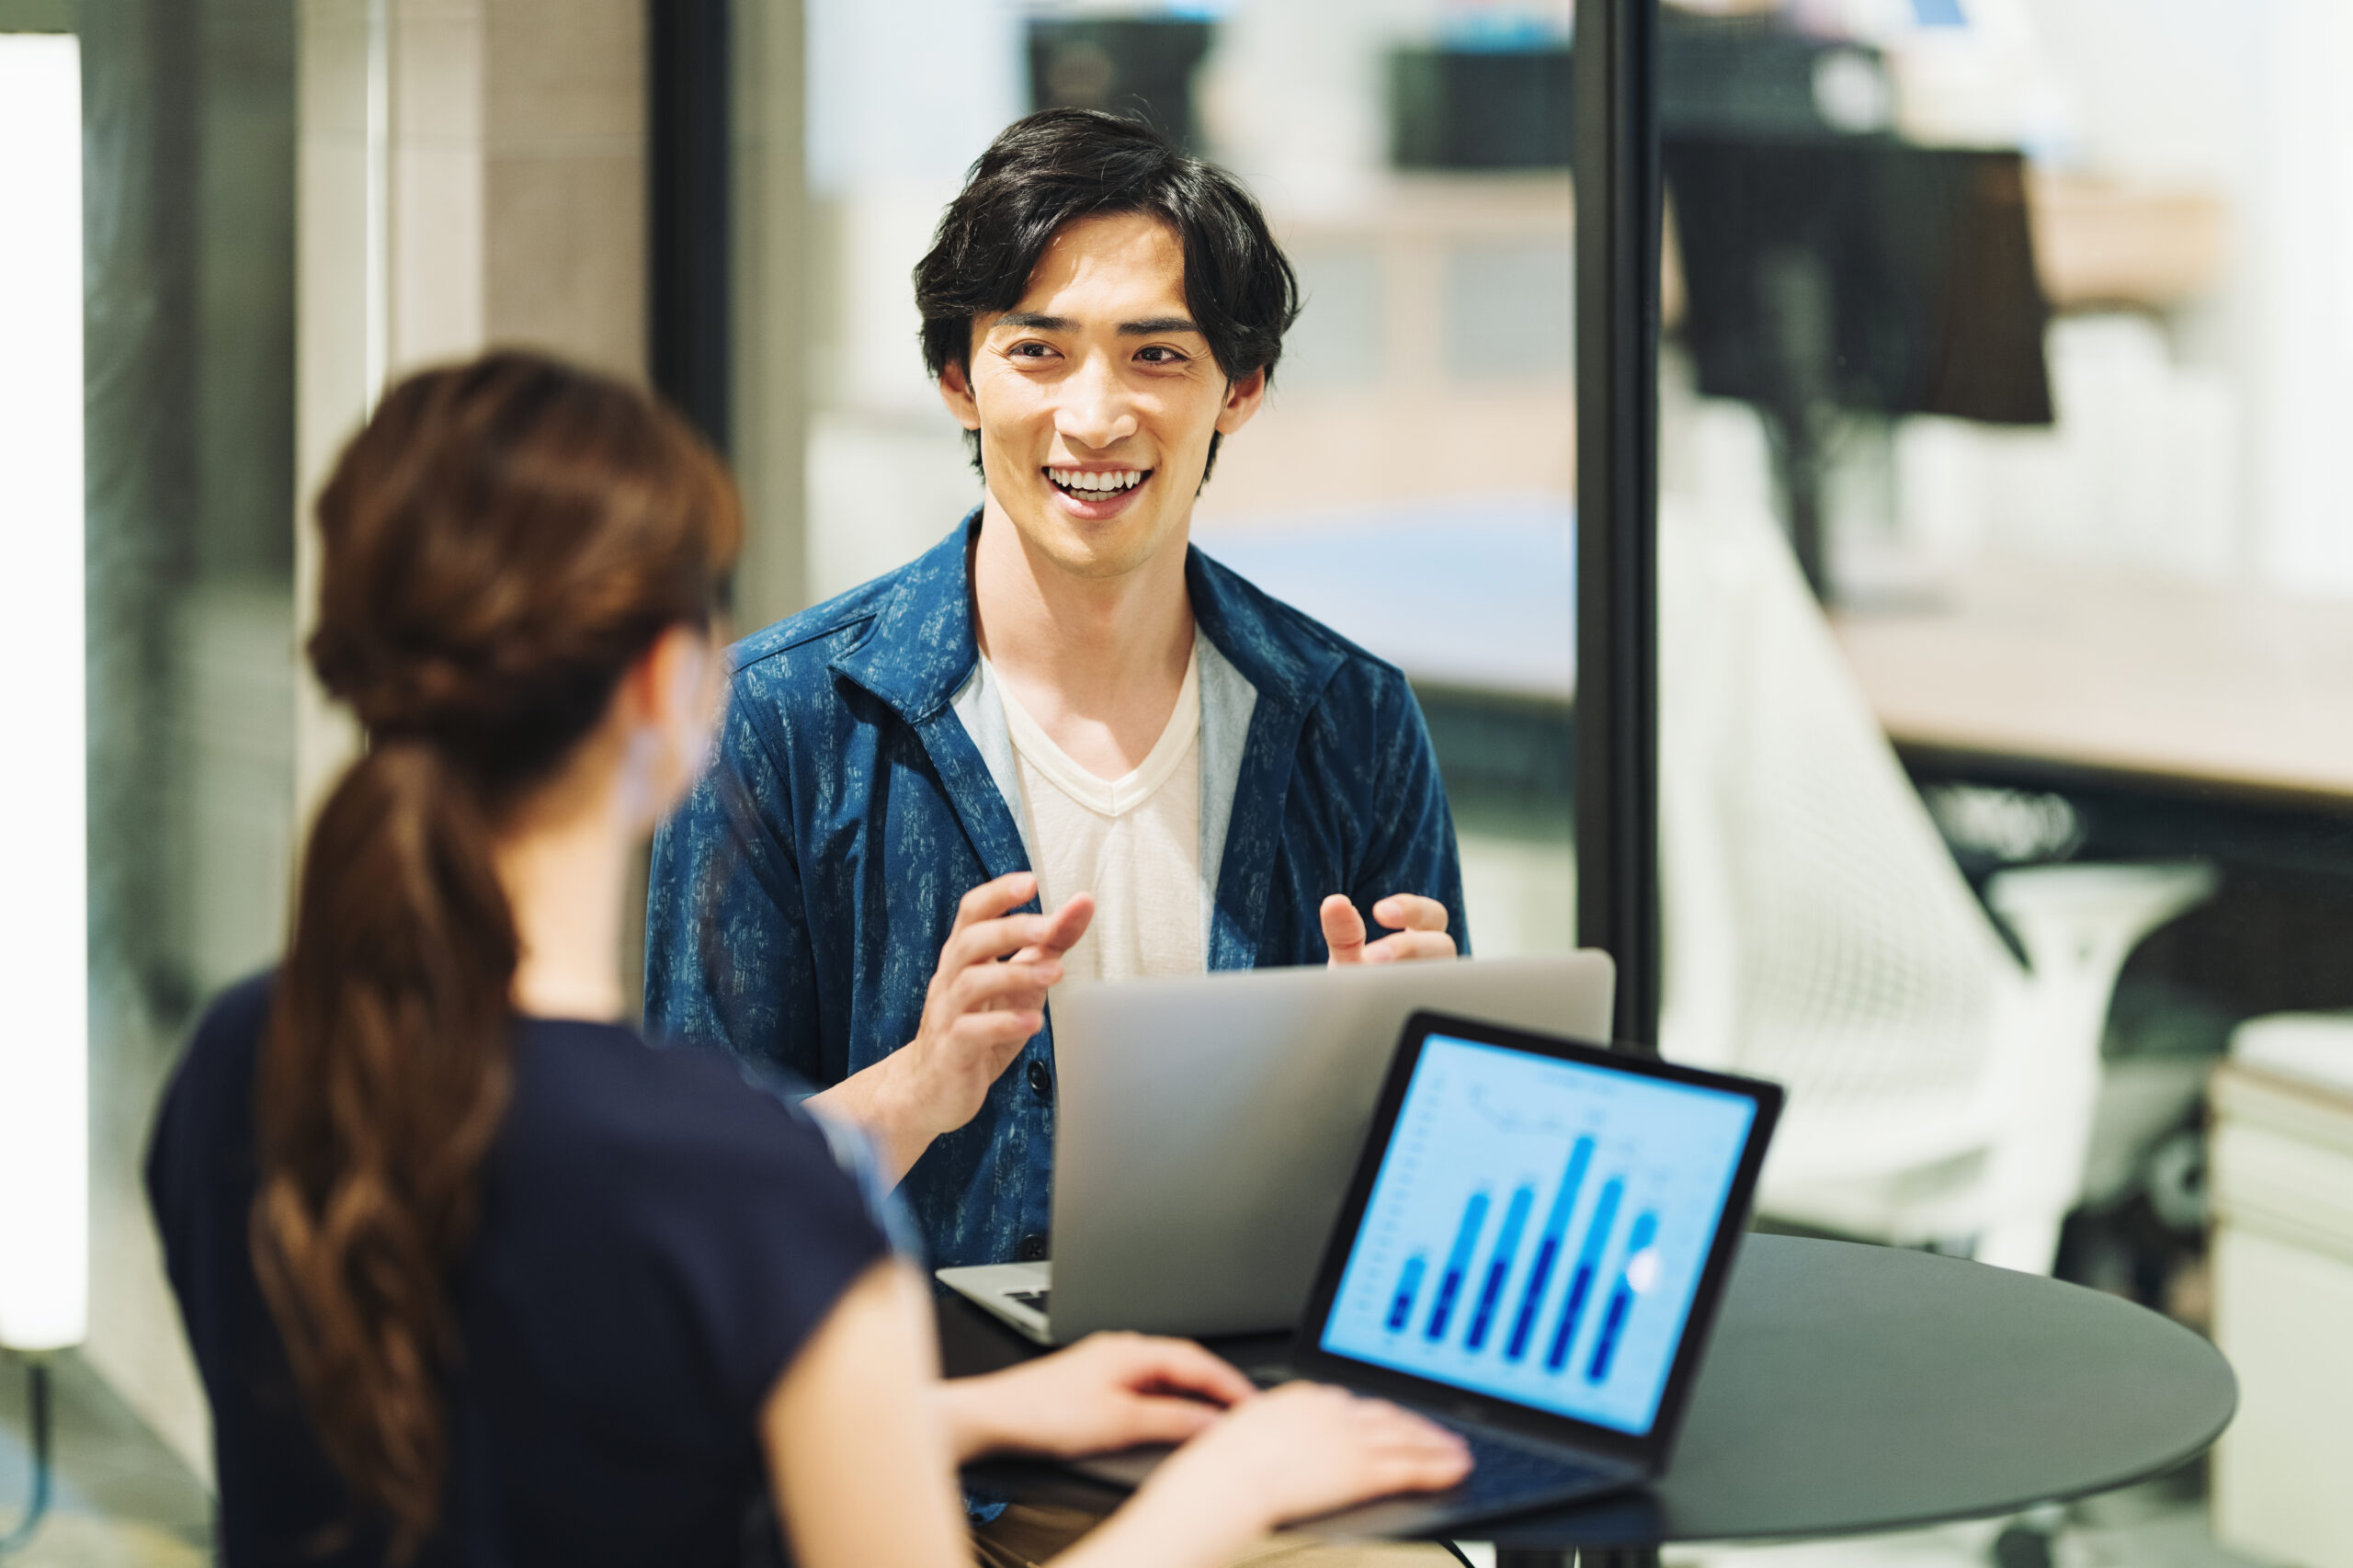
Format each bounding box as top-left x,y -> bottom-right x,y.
780,0 -> 1577,958
0,0 -> 298,1553
1657,2 -> 2352,1560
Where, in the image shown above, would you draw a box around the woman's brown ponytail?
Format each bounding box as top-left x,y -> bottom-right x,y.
250,353 -> 738,1560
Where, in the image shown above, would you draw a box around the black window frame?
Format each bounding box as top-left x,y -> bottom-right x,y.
1574,0 -> 1663,1051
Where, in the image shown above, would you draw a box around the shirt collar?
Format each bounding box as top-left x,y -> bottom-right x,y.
830,507 -> 1347,722
827,510 -> 988,722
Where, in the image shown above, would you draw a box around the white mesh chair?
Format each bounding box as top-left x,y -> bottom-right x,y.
1657,500 -> 2214,1272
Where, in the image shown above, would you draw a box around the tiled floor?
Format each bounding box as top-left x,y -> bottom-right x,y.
0,1349 -> 209,1567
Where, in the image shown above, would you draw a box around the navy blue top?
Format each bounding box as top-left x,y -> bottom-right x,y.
643,513 -> 1468,1270
146,974 -> 893,1567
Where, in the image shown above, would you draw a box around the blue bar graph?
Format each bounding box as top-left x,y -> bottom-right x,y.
1586,1211 -> 1658,1382
1465,1185 -> 1536,1350
1544,1176 -> 1623,1372
1317,1032 -> 1764,1437
1505,1136 -> 1595,1362
1424,1190 -> 1492,1341
1386,1256 -> 1427,1332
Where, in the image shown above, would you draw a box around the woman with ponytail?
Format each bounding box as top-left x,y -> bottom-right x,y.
144,352 -> 1467,1568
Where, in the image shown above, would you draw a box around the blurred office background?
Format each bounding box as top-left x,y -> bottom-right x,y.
6,0 -> 2353,1564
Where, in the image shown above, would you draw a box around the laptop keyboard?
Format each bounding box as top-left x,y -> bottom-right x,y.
1445,1426 -> 1613,1506
989,1298 -> 1610,1510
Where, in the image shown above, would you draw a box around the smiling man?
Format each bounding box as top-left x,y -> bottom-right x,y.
644,109 -> 1467,1274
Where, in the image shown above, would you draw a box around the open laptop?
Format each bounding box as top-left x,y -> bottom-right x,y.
937,954 -> 1616,1343
1070,1011 -> 1783,1535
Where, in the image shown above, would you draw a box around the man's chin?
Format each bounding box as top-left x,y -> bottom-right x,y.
1039,532 -> 1158,582
1000,501 -> 1176,583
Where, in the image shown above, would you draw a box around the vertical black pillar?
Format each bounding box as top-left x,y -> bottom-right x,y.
648,0 -> 733,454
1574,0 -> 1662,1055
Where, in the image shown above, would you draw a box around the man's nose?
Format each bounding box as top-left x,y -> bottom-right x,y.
1053,353 -> 1138,449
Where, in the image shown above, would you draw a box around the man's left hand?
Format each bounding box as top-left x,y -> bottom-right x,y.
1321,893 -> 1456,965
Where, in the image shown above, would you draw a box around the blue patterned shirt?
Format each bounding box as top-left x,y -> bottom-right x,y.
643,513 -> 1468,1268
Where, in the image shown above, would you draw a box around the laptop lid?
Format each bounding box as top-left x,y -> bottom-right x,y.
1047,954 -> 1616,1340
1291,1011 -> 1783,1472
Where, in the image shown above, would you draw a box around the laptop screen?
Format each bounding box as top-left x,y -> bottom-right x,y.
1313,1030 -> 1760,1437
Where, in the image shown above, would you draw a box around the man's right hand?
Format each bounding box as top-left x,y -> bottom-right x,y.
828,871 -> 1090,1184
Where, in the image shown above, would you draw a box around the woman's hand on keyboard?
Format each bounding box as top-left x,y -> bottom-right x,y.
1143,1381 -> 1472,1532
937,1331 -> 1255,1464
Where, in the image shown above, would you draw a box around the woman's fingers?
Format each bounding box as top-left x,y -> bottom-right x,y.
1070,1332 -> 1256,1407
1124,1337 -> 1256,1407
1139,1380 -> 1472,1533
1109,1392 -> 1227,1447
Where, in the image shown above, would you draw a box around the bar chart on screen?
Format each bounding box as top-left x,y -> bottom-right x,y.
1320,1035 -> 1756,1434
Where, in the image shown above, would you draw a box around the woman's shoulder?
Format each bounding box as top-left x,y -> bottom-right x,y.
503,1020 -> 886,1230
486,1024 -> 899,1421
150,972 -> 279,1167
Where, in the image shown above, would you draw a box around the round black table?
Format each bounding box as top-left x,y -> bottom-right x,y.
941,1234 -> 2236,1567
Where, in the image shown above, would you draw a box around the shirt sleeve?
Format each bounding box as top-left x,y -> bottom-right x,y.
1349,668 -> 1473,956
644,677 -> 823,1080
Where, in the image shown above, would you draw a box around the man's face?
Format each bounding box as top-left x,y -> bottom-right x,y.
939,211 -> 1266,582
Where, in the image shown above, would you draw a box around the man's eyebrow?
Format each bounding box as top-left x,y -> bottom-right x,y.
989,311 -> 1076,332
984,312 -> 1203,336
1119,316 -> 1201,336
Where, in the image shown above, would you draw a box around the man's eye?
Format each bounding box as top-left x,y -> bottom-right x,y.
1011,341 -> 1054,358
1138,346 -> 1186,364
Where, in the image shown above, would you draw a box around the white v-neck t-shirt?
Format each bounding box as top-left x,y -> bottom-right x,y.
988,646 -> 1203,983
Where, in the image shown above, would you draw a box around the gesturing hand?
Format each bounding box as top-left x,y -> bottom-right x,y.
1322,892 -> 1456,965
1143,1381 -> 1472,1534
938,1333 -> 1256,1463
892,872 -> 1093,1150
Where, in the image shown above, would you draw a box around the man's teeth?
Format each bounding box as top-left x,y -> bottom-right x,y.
1050,468 -> 1145,494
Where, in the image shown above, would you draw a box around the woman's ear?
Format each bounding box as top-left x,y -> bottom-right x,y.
621,625 -> 722,823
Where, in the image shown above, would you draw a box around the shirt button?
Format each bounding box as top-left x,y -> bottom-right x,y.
1028,1059 -> 1053,1103
1018,1233 -> 1049,1262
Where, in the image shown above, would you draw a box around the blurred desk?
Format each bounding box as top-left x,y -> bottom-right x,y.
1198,505 -> 1575,807
1196,501 -> 1575,704
1830,562 -> 2353,811
1199,518 -> 2353,875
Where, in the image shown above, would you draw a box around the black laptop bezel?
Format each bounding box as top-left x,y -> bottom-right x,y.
1289,1009 -> 1784,1473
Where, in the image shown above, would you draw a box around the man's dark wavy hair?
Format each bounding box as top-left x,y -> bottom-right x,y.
914,108 -> 1302,483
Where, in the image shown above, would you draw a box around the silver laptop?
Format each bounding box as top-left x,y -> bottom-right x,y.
1067,1010 -> 1784,1539
937,953 -> 1615,1343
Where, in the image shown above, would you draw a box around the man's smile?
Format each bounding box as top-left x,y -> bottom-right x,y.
1044,464 -> 1154,520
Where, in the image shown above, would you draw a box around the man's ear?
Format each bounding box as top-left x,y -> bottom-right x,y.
937,359 -> 983,431
1214,365 -> 1267,437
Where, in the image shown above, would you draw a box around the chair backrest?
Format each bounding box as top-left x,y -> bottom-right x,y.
1658,500 -> 2018,1118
